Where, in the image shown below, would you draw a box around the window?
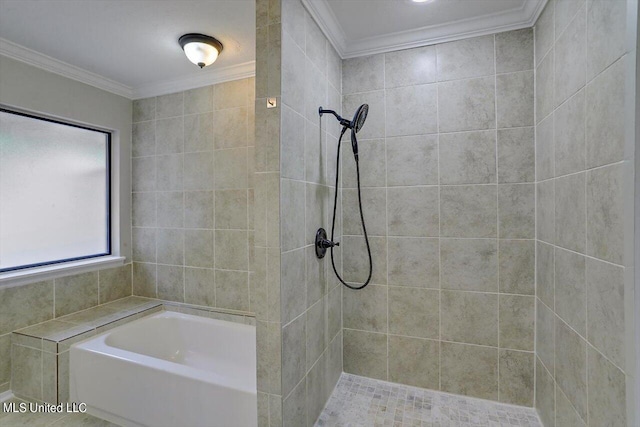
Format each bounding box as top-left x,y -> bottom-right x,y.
0,108 -> 111,272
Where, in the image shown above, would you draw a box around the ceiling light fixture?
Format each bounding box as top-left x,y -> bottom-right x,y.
179,33 -> 224,69
411,0 -> 434,3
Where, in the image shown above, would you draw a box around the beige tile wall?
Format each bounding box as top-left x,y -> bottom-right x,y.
533,0 -> 630,425
340,30 -> 536,406
279,0 -> 343,425
254,0 -> 284,425
131,79 -> 255,314
0,264 -> 132,393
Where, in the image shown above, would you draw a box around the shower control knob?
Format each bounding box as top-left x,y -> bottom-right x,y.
315,228 -> 338,259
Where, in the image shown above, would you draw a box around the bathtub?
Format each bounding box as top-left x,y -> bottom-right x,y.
69,310 -> 257,427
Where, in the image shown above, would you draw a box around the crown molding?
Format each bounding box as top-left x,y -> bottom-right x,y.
302,0 -> 547,59
0,38 -> 134,98
301,0 -> 347,57
0,38 -> 256,100
132,61 -> 256,99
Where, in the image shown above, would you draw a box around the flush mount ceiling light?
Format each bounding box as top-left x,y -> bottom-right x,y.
179,33 -> 224,69
411,0 -> 435,3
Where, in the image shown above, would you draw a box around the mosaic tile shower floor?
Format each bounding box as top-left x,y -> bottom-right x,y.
316,374 -> 541,427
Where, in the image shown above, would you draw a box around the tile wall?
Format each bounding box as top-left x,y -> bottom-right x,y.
278,0 -> 344,425
131,79 -> 255,314
340,30 -> 536,406
533,0 -> 631,425
0,265 -> 132,394
254,0 -> 284,424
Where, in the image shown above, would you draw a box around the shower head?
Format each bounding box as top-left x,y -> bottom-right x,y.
350,104 -> 368,133
319,104 -> 370,161
318,104 -> 368,132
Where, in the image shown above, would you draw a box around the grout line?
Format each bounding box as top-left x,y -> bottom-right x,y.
494,33 -> 501,402
436,45 -> 443,393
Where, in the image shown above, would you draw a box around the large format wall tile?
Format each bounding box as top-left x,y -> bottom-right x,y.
497,127 -> 535,184
555,319 -> 587,420
441,290 -> 498,346
385,84 -> 437,137
439,131 -> 496,185
554,8 -> 586,106
499,350 -> 534,406
496,28 -> 533,73
343,329 -> 387,380
586,57 -> 625,168
385,45 -> 436,88
554,248 -> 586,335
388,287 -> 439,339
441,239 -> 497,292
496,71 -> 534,128
441,342 -> 498,400
440,185 -> 497,237
438,77 -> 495,132
437,35 -> 494,81
0,281 -> 53,335
388,336 -> 439,389
554,89 -> 586,176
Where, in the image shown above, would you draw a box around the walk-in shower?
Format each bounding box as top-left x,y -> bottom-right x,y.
316,104 -> 373,290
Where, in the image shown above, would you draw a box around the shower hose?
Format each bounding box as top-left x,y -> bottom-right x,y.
329,126 -> 373,290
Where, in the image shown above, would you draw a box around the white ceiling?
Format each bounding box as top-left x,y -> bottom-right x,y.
304,0 -> 546,58
0,0 -> 256,98
0,0 -> 546,99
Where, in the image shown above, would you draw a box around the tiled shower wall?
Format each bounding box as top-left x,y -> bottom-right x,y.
254,0 -> 283,424
340,30 -> 536,406
533,0 -> 631,425
131,79 -> 255,313
278,0 -> 343,425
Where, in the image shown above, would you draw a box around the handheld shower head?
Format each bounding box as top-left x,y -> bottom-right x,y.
351,104 -> 369,133
319,104 -> 370,160
318,104 -> 369,132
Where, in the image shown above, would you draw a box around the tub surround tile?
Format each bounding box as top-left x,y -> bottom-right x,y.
54,272 -> 99,318
0,280 -> 54,336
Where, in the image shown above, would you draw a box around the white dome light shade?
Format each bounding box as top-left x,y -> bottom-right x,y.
179,34 -> 224,69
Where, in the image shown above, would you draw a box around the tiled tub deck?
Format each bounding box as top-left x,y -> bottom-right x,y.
9,296 -> 254,405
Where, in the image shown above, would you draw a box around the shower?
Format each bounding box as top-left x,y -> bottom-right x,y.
315,104 -> 372,290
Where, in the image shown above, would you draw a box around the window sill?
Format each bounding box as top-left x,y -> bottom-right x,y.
0,256 -> 126,287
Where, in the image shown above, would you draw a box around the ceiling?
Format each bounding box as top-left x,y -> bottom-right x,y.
304,0 -> 546,58
0,0 -> 256,98
0,0 -> 545,99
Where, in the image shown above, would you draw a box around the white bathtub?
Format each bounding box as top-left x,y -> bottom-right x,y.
70,311 -> 257,427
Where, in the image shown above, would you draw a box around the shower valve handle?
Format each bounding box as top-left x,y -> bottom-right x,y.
319,239 -> 339,249
315,228 -> 338,259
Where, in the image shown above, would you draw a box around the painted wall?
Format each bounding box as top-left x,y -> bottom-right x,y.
340,30 -> 536,405
0,54 -> 133,394
533,0 -> 633,425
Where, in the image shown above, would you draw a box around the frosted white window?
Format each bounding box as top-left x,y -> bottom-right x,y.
0,109 -> 110,272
